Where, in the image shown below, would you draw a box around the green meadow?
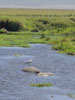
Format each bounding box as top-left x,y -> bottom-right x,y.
0,8 -> 75,55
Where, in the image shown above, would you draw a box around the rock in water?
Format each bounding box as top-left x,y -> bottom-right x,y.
37,72 -> 54,77
25,59 -> 32,64
22,67 -> 40,73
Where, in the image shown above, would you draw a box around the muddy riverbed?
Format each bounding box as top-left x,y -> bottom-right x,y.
0,44 -> 75,100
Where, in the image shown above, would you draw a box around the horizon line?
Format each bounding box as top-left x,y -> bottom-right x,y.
0,7 -> 75,10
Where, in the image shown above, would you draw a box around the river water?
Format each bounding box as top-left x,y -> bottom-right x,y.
0,44 -> 75,100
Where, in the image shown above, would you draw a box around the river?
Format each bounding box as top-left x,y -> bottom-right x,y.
0,44 -> 75,100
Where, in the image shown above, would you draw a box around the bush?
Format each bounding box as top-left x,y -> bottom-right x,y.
52,41 -> 75,55
37,19 -> 49,24
53,41 -> 73,51
31,28 -> 39,32
65,49 -> 75,55
0,19 -> 24,31
45,37 -> 51,41
40,33 -> 46,39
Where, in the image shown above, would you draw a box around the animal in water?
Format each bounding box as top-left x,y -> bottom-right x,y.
22,67 -> 54,77
37,72 -> 54,77
22,67 -> 40,73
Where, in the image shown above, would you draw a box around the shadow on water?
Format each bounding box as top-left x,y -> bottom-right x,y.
0,44 -> 75,100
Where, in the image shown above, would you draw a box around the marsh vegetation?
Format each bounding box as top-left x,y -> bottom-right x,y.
0,8 -> 75,55
30,83 -> 53,87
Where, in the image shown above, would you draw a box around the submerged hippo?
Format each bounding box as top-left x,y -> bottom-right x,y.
37,72 -> 54,77
22,67 -> 40,73
22,67 -> 54,77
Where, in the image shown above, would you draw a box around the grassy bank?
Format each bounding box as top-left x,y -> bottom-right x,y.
0,8 -> 75,55
0,34 -> 74,55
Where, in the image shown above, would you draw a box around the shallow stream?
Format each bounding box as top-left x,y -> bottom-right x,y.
0,44 -> 75,100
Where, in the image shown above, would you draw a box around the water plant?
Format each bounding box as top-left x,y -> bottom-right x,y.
30,83 -> 53,87
13,53 -> 23,56
68,93 -> 75,99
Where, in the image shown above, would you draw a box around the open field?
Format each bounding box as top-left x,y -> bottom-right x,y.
0,8 -> 75,17
0,8 -> 75,55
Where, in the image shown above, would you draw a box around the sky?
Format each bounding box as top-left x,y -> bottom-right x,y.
0,0 -> 75,9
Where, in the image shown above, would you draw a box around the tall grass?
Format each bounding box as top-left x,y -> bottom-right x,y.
0,8 -> 75,36
0,8 -> 74,55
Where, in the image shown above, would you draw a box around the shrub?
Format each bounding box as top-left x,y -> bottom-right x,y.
65,49 -> 75,55
37,19 -> 49,24
0,19 -> 24,31
53,41 -> 73,51
40,33 -> 46,39
31,28 -> 39,32
62,27 -> 75,36
45,37 -> 51,41
52,41 -> 75,55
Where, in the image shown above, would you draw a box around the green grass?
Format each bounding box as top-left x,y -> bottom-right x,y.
52,37 -> 75,55
0,8 -> 75,55
0,34 -> 30,47
0,34 -> 74,55
30,83 -> 53,87
0,8 -> 75,36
